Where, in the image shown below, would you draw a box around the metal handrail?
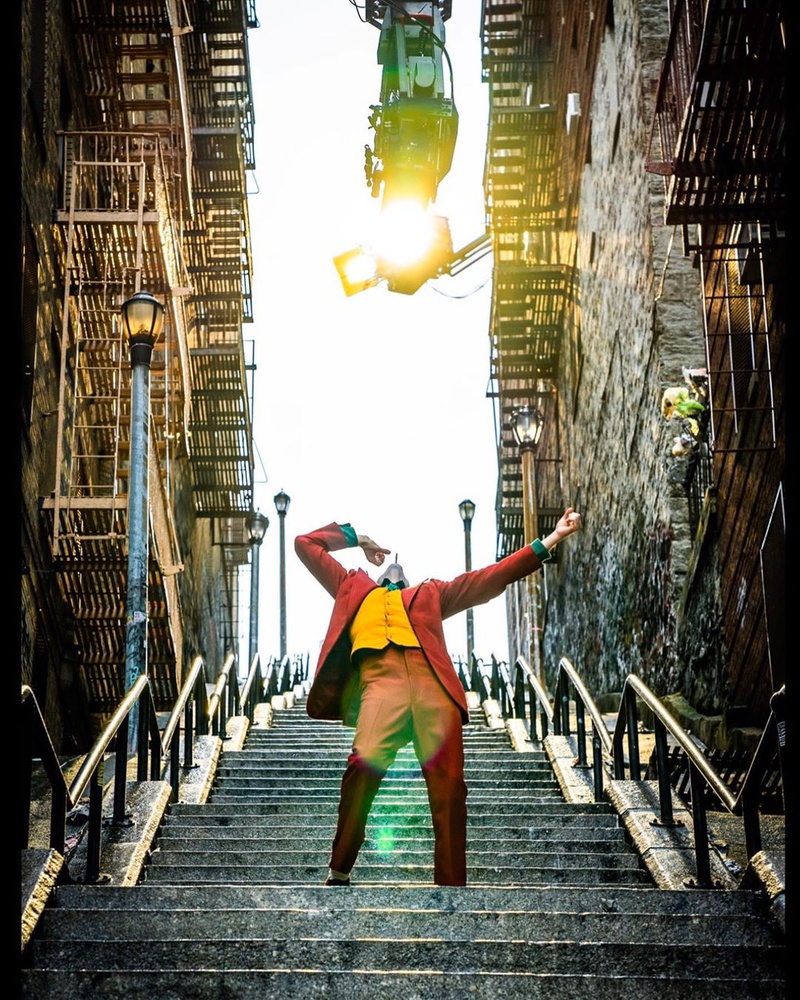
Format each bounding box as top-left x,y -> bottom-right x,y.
470,655 -> 492,703
21,686 -> 71,856
22,649 -> 245,884
452,654 -> 470,692
291,652 -> 310,689
551,656 -> 612,802
511,655 -> 554,741
548,657 -> 785,889
239,651 -> 268,718
207,652 -> 241,739
160,655 -> 216,795
611,676 -> 785,887
490,655 -> 515,717
22,675 -> 161,884
501,654 -> 784,888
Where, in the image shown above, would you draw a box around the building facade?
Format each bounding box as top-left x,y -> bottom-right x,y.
482,0 -> 785,736
20,0 -> 784,755
20,0 -> 259,750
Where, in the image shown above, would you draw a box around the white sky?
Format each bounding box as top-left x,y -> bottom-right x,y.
243,1 -> 510,666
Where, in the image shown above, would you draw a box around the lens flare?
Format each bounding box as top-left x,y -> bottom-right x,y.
375,827 -> 395,854
373,200 -> 439,268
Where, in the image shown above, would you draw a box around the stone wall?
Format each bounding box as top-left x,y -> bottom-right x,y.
540,0 -> 726,717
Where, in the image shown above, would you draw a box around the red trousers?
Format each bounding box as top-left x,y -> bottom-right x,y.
329,643 -> 468,886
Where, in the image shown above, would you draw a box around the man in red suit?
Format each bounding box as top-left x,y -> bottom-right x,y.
295,507 -> 581,886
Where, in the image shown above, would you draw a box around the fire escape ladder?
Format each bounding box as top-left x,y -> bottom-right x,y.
697,225 -> 778,457
647,0 -> 784,461
43,131 -> 185,717
647,0 -> 786,227
482,2 -> 572,558
182,15 -> 256,518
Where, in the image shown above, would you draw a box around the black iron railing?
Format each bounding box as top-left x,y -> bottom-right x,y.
21,647 -> 308,885
505,654 -> 785,889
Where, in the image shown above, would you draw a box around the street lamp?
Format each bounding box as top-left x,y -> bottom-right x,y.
458,499 -> 476,666
511,405 -> 545,687
247,509 -> 269,669
121,290 -> 165,751
273,489 -> 291,661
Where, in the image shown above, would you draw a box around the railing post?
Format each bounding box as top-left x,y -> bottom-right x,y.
575,699 -> 588,766
183,698 -> 195,767
136,697 -> 149,781
113,720 -> 130,825
653,717 -> 676,827
687,764 -> 713,888
624,688 -> 641,779
85,759 -> 104,884
592,732 -> 604,801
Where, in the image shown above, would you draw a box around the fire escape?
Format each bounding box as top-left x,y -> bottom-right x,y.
40,0 -> 257,725
646,0 -> 784,458
481,0 -> 606,557
645,0 -> 785,718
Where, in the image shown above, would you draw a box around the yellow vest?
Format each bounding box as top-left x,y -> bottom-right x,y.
350,587 -> 420,653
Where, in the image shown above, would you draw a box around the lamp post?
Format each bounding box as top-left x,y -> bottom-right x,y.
511,405 -> 545,688
121,290 -> 165,752
247,509 -> 269,669
458,499 -> 476,666
273,489 -> 291,661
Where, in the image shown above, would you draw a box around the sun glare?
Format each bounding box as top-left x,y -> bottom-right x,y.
343,248 -> 378,284
373,200 -> 438,267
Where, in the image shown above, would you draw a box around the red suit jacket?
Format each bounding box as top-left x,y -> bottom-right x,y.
295,522 -> 546,727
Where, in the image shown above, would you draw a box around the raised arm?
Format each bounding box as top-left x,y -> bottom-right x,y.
539,506 -> 581,553
436,506 -> 582,619
295,522 -> 390,598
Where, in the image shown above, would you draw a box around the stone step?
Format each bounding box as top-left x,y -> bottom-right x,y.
245,733 -> 518,746
40,883 -> 776,917
26,937 -> 783,978
147,843 -> 636,866
210,777 -> 562,791
206,791 -> 565,803
214,760 -> 556,774
20,968 -> 787,999
155,825 -> 627,843
142,862 -> 651,886
215,764 -> 556,777
214,763 -> 558,778
34,901 -> 778,946
229,747 -> 530,760
167,801 -> 621,821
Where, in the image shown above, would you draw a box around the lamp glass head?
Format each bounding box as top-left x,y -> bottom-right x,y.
121,290 -> 165,346
375,211 -> 453,294
247,510 -> 269,543
273,490 -> 291,515
511,406 -> 544,449
458,499 -> 476,524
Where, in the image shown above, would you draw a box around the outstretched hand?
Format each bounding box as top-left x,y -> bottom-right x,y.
357,534 -> 392,567
554,507 -> 581,540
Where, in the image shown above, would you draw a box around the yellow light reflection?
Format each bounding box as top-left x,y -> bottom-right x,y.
332,246 -> 379,297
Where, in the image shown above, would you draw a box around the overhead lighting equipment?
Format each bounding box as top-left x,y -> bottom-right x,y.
334,212 -> 456,296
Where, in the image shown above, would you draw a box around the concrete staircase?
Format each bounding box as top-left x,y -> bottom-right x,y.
21,698 -> 786,998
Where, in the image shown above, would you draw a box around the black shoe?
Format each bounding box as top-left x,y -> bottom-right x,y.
324,875 -> 351,886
